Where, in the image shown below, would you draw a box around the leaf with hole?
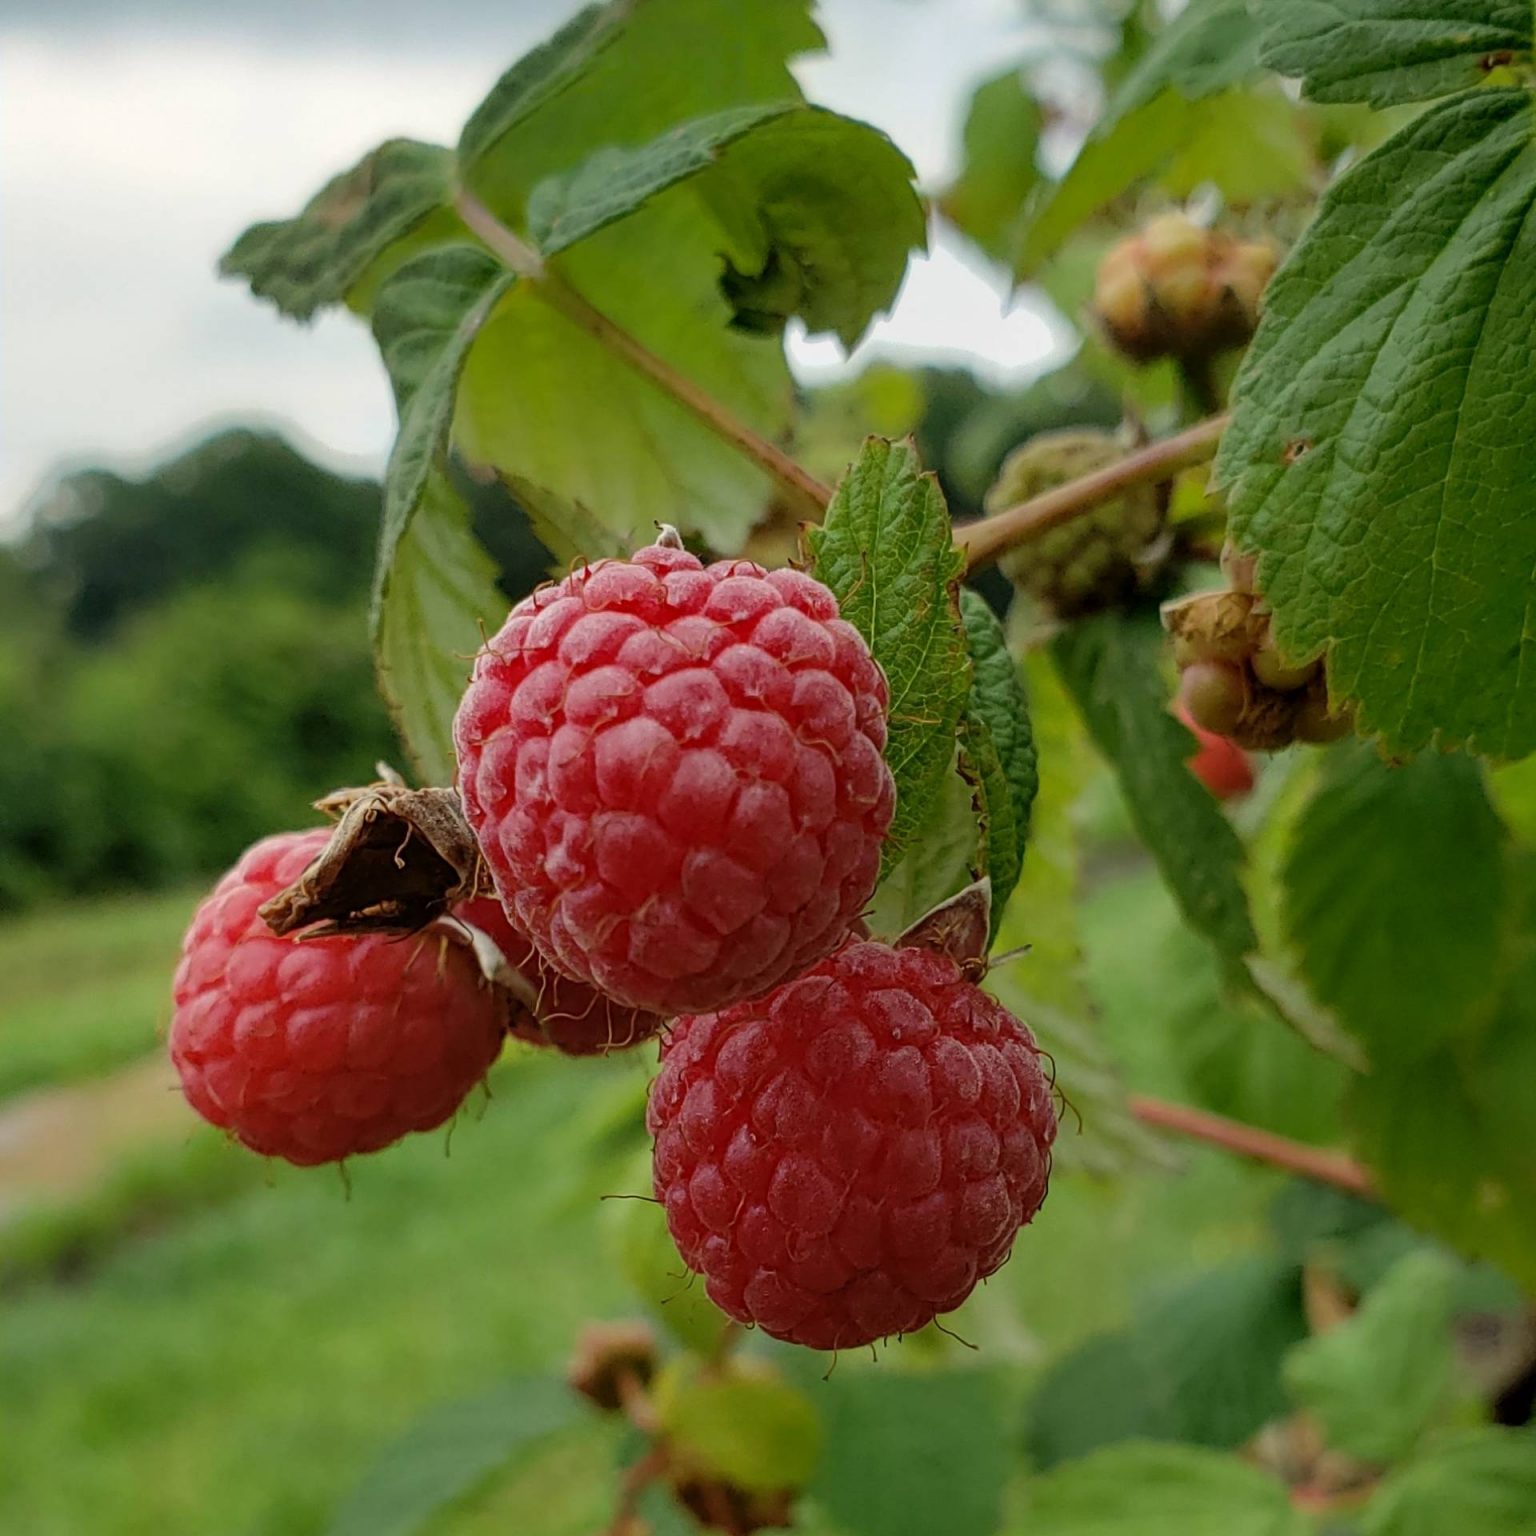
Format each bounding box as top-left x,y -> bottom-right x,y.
1260,0 -> 1533,107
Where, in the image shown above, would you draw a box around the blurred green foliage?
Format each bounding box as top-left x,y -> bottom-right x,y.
0,431 -> 397,908
0,361 -> 1111,912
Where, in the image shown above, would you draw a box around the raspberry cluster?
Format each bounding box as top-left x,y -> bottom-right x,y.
1094,212 -> 1277,364
168,537 -> 1059,1354
454,542 -> 894,1016
985,428 -> 1169,618
1163,547 -> 1352,751
647,939 -> 1057,1350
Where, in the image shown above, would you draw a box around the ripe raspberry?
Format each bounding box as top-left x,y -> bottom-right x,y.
647,939 -> 1057,1350
170,830 -> 506,1166
1176,699 -> 1254,801
1094,212 -> 1278,362
455,895 -> 665,1056
986,429 -> 1168,618
454,540 -> 895,1015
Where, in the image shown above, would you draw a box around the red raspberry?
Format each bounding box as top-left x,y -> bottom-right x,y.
456,895 -> 665,1056
1176,700 -> 1255,801
454,542 -> 895,1015
647,939 -> 1057,1350
170,830 -> 506,1166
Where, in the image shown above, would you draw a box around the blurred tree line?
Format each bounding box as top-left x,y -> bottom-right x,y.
0,363 -> 1114,911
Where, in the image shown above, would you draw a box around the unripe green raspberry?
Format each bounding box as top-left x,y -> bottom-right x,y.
986,429 -> 1167,617
1295,682 -> 1354,744
1179,661 -> 1246,737
1251,634 -> 1315,693
1094,213 -> 1278,363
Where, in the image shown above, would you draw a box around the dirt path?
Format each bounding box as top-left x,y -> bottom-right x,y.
0,1054 -> 188,1224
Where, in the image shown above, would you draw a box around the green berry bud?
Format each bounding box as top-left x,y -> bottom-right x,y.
988,429 -> 1168,617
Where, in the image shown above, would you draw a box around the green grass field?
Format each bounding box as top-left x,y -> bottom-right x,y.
0,885 -> 199,1101
0,875 -> 1281,1536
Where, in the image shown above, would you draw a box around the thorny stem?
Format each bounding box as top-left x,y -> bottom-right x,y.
453,188 -> 833,521
1129,1094 -> 1377,1199
955,414 -> 1230,574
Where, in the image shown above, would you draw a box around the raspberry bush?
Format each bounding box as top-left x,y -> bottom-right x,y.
168,0 -> 1536,1531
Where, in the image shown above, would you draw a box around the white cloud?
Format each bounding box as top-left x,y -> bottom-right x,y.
0,0 -> 1057,525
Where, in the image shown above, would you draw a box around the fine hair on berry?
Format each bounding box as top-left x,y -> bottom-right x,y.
454,541 -> 895,1016
170,829 -> 507,1166
455,895 -> 665,1056
647,939 -> 1058,1350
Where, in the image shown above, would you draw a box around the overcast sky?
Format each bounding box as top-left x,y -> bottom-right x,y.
1,0 -> 1068,525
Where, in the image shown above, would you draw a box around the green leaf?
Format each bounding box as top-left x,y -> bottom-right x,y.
1026,1259 -> 1309,1469
1013,10 -> 1311,283
1052,611 -> 1257,966
959,589 -> 1038,934
1490,751 -> 1536,842
369,248 -> 512,780
1348,984 -> 1536,1294
221,140 -> 458,321
1110,0 -> 1263,115
1283,743 -> 1509,1061
371,245 -> 513,572
455,189 -> 791,554
655,1359 -> 821,1494
1361,1429 -> 1536,1536
1283,1249 -> 1458,1463
529,103 -> 925,347
526,101 -> 796,254
1020,1442 -> 1306,1536
458,0 -> 821,224
866,755 -> 981,937
940,67 -> 1043,265
806,438 -> 969,868
1217,89 -> 1536,758
695,106 -> 926,347
1082,870 -> 1347,1144
327,1375 -> 580,1536
804,1368 -> 1011,1536
504,477 -> 633,571
1261,1 -> 1533,107
987,652 -> 1173,1176
1013,74 -> 1314,276
374,472 -> 504,785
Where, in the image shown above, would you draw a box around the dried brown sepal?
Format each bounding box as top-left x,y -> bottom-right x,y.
897,879 -> 992,981
259,778 -> 485,938
1161,588 -> 1267,669
568,1320 -> 659,1415
1230,682 -> 1306,753
1295,681 -> 1355,745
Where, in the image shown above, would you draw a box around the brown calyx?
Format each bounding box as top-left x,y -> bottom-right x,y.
258,769 -> 485,938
